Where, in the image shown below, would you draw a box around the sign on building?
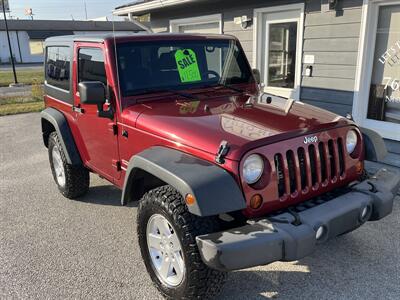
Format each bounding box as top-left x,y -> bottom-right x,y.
25,8 -> 33,16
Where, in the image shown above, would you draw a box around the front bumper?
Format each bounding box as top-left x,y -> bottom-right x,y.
196,168 -> 400,271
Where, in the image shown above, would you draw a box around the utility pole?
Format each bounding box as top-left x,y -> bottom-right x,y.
1,0 -> 18,85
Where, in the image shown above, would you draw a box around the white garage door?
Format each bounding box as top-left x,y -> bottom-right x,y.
178,22 -> 220,34
170,15 -> 223,74
170,14 -> 222,34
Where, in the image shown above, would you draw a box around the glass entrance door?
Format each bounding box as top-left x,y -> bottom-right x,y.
267,22 -> 298,89
367,4 -> 400,125
254,4 -> 304,100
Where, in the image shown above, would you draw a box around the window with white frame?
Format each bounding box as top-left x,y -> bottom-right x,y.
170,14 -> 222,34
253,4 -> 304,100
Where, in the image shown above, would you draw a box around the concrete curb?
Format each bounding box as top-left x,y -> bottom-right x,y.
0,84 -> 43,98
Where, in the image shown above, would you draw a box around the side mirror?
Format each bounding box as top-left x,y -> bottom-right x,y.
252,69 -> 261,85
78,81 -> 113,119
79,81 -> 106,105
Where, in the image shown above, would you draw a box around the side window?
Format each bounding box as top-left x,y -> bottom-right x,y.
78,48 -> 107,86
46,46 -> 71,91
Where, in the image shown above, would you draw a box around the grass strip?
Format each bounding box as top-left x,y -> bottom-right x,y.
0,101 -> 44,116
0,70 -> 44,87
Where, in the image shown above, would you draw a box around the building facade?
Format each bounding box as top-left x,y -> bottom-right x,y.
114,0 -> 400,165
0,19 -> 144,64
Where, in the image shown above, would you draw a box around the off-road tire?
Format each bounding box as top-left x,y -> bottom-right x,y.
48,132 -> 89,199
137,185 -> 227,299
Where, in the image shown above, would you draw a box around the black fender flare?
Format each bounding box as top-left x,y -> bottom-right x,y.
40,107 -> 82,166
360,127 -> 388,162
122,146 -> 246,217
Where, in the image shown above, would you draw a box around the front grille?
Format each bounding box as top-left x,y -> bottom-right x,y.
268,187 -> 352,217
274,154 -> 285,197
309,144 -> 318,186
273,138 -> 346,198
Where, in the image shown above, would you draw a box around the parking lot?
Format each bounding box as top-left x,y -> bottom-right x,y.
1,112 -> 400,299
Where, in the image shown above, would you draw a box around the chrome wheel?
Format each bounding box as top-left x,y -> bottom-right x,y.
52,145 -> 66,187
146,214 -> 185,287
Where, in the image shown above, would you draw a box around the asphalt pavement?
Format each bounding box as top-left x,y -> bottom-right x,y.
1,113 -> 400,299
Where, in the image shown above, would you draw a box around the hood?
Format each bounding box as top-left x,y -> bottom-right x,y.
130,93 -> 352,160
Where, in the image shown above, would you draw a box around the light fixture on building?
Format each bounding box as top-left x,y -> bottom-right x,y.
305,65 -> 313,77
322,0 -> 339,12
234,15 -> 252,30
328,0 -> 339,10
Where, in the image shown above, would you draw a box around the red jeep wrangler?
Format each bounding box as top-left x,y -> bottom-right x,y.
41,34 -> 399,299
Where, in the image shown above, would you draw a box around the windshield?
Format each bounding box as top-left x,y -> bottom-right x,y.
116,39 -> 254,98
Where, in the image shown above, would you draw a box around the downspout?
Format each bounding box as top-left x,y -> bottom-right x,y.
128,12 -> 153,33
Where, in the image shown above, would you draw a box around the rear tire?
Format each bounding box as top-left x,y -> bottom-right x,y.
48,132 -> 89,199
137,185 -> 227,299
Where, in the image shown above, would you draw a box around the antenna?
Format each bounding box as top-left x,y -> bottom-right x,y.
83,0 -> 88,20
112,15 -> 123,111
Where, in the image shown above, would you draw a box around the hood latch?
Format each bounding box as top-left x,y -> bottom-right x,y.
215,140 -> 230,164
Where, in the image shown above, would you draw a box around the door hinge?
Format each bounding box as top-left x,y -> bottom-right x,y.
112,160 -> 122,172
112,124 -> 118,135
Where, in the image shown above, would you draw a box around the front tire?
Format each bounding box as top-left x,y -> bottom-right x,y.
137,185 -> 227,299
48,132 -> 89,199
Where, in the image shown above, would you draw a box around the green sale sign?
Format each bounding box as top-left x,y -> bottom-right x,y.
175,49 -> 202,83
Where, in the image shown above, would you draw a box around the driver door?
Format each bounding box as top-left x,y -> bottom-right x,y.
73,44 -> 120,182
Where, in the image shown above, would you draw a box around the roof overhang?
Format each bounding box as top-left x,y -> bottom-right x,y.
0,19 -> 145,32
113,0 -> 198,16
27,30 -> 74,40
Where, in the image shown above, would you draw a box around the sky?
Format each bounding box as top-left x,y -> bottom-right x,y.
3,0 -> 132,20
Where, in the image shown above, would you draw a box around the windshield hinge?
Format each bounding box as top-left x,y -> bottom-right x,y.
215,140 -> 230,164
72,105 -> 84,114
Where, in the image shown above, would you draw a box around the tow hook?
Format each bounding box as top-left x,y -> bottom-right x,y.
288,208 -> 302,226
367,181 -> 378,193
215,140 -> 230,164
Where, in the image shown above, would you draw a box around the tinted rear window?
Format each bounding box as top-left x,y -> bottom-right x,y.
45,46 -> 71,91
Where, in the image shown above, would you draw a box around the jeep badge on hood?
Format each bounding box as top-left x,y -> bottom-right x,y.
304,135 -> 318,144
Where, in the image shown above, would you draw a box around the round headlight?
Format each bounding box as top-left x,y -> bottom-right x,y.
346,130 -> 358,154
243,154 -> 264,184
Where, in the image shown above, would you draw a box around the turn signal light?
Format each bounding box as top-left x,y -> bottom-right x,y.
250,194 -> 263,210
185,194 -> 196,206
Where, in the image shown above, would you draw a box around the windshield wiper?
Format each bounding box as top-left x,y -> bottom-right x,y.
130,88 -> 197,100
214,83 -> 244,93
